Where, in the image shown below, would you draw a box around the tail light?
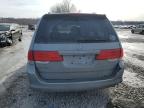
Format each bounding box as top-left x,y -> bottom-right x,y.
28,50 -> 63,62
96,48 -> 123,60
28,50 -> 34,61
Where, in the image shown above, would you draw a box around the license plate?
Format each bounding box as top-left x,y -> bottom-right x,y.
72,56 -> 92,64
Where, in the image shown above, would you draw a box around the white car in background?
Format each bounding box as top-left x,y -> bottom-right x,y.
131,24 -> 144,34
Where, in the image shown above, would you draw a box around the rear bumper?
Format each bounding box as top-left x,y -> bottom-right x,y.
27,63 -> 124,92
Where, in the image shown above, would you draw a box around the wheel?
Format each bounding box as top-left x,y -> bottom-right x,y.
19,31 -> 22,41
0,34 -> 7,47
0,42 -> 7,47
18,38 -> 22,41
131,30 -> 134,33
141,31 -> 144,35
20,31 -> 23,36
3,42 -> 7,47
7,38 -> 13,46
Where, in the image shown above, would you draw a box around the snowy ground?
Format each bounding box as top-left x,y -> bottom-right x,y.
0,28 -> 144,108
110,29 -> 144,108
117,29 -> 144,88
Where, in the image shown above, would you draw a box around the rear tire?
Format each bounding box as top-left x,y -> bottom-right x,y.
3,42 -> 7,47
21,31 -> 23,36
141,31 -> 144,35
131,30 -> 134,33
0,43 -> 7,47
7,38 -> 13,46
0,37 -> 7,47
19,31 -> 22,42
18,38 -> 22,42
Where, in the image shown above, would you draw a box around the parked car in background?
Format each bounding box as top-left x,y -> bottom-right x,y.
128,25 -> 136,29
0,23 -> 22,46
131,24 -> 144,34
28,24 -> 35,30
27,13 -> 124,91
113,25 -> 120,29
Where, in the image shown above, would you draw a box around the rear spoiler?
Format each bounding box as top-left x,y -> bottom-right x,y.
43,13 -> 107,19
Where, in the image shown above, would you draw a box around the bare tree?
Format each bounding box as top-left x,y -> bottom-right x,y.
50,0 -> 77,13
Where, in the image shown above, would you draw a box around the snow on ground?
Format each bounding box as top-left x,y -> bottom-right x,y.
123,70 -> 144,88
109,29 -> 144,107
117,29 -> 144,88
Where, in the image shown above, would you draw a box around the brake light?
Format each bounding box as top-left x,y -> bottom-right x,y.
28,50 -> 63,62
96,48 -> 123,60
28,50 -> 33,61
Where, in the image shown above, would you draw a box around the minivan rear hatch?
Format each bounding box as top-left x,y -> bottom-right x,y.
31,14 -> 122,82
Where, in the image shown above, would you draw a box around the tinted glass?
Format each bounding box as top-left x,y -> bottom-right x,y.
35,15 -> 118,43
0,25 -> 10,31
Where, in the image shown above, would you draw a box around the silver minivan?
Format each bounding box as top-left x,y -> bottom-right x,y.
27,13 -> 124,91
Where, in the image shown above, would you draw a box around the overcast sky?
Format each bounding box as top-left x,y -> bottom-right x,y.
0,0 -> 144,21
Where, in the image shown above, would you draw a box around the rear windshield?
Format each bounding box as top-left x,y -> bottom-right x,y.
35,15 -> 118,43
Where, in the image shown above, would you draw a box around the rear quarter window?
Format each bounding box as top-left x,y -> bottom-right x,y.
35,15 -> 118,43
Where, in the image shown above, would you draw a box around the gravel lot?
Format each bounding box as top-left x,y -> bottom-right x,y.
0,28 -> 144,108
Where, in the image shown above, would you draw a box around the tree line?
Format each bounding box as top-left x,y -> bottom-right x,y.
0,0 -> 143,25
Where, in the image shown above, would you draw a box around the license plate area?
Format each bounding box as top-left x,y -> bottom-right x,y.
71,55 -> 94,65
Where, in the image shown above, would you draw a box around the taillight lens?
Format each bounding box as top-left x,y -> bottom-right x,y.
96,48 -> 123,60
28,50 -> 63,62
28,50 -> 33,61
